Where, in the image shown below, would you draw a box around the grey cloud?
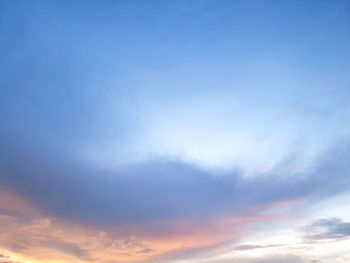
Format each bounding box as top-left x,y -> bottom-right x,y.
0,137 -> 350,230
303,218 -> 350,241
233,244 -> 284,251
208,254 -> 305,263
250,255 -> 305,263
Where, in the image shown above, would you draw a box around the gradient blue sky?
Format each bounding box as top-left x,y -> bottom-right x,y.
0,1 -> 350,263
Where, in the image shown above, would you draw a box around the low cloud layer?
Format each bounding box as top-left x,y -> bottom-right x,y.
0,138 -> 349,230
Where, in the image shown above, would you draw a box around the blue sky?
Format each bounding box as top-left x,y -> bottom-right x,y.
0,1 -> 350,263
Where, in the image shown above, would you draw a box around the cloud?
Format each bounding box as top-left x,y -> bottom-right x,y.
207,254 -> 306,263
0,138 -> 349,262
0,253 -> 24,263
38,240 -> 87,259
1,1 -> 350,262
205,254 -> 323,263
0,213 -> 158,263
303,218 -> 350,241
232,244 -> 284,251
1,137 -> 350,229
249,255 -> 305,263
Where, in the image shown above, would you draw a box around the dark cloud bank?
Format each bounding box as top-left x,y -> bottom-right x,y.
0,135 -> 349,229
0,133 -> 350,230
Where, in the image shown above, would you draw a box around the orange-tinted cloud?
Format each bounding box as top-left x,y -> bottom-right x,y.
0,186 -> 289,263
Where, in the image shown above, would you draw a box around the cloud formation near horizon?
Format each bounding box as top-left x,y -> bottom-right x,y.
0,139 -> 349,228
0,137 -> 349,262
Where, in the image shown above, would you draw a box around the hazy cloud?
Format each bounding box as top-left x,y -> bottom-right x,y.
233,244 -> 284,251
209,254 -> 305,263
304,218 -> 350,241
0,253 -> 23,263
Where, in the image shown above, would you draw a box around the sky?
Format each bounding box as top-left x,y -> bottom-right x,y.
0,0 -> 350,263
